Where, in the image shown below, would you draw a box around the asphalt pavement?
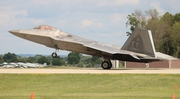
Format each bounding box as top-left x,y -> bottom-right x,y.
0,68 -> 180,74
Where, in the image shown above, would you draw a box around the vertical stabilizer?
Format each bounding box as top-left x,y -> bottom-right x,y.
121,27 -> 156,57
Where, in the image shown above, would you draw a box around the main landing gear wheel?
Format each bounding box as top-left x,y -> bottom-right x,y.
51,52 -> 57,58
101,61 -> 112,69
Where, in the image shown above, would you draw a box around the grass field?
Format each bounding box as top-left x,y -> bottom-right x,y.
0,74 -> 179,99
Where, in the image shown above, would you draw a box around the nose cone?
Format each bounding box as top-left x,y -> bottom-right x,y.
9,30 -> 24,38
9,30 -> 20,35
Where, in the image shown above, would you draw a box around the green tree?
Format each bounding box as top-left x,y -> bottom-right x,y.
77,62 -> 83,67
3,52 -> 18,62
126,10 -> 147,36
145,19 -> 168,52
52,57 -> 65,66
80,55 -> 91,64
174,13 -> 180,23
145,9 -> 159,20
90,56 -> 102,66
35,54 -> 42,62
145,9 -> 165,51
161,12 -> 174,26
25,58 -> 31,63
87,62 -> 93,68
126,13 -> 140,35
17,56 -> 26,63
162,30 -> 174,56
26,57 -> 36,63
160,13 -> 180,57
37,56 -> 50,65
127,9 -> 180,58
134,10 -> 147,27
0,55 -> 4,63
126,9 -> 159,36
163,22 -> 180,57
46,56 -> 53,62
67,52 -> 80,64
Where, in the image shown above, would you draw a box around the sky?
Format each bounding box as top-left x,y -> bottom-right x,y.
0,0 -> 180,55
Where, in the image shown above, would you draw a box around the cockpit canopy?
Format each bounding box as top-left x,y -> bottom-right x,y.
33,25 -> 58,31
33,25 -> 70,37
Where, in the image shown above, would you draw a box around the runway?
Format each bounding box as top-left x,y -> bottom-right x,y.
0,68 -> 180,74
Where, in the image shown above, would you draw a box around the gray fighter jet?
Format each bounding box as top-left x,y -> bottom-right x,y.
9,25 -> 161,69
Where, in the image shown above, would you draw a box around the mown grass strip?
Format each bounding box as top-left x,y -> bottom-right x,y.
0,74 -> 179,99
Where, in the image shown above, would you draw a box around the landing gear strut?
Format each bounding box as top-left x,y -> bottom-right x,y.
101,60 -> 112,69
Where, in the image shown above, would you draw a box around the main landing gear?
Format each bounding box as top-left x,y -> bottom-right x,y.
101,60 -> 112,69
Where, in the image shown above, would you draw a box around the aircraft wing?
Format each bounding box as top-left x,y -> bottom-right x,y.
83,42 -> 142,61
82,42 -> 162,62
51,33 -> 161,62
51,35 -> 123,54
51,36 -> 143,61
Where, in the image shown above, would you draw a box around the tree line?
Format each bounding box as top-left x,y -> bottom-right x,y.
126,9 -> 180,58
0,52 -> 102,67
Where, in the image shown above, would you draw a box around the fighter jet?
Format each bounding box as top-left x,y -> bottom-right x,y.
9,25 -> 161,69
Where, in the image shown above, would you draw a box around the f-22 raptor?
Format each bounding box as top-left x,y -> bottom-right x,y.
9,25 -> 161,69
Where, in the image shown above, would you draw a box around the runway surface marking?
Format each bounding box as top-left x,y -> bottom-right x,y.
0,69 -> 180,74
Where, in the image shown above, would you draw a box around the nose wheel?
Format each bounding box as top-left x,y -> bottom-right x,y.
52,52 -> 57,58
52,49 -> 59,58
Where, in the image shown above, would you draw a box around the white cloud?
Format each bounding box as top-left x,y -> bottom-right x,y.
109,14 -> 126,25
56,20 -> 67,26
150,2 -> 165,15
80,19 -> 93,27
98,0 -> 139,6
80,19 -> 104,28
29,0 -> 140,8
0,7 -> 28,27
1,0 -> 180,54
94,22 -> 103,28
30,0 -> 84,8
168,0 -> 180,9
30,18 -> 44,25
31,0 -> 68,5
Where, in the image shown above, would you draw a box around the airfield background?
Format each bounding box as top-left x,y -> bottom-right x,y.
125,52 -> 180,68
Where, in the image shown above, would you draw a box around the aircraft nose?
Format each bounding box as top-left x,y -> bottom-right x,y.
9,30 -> 20,34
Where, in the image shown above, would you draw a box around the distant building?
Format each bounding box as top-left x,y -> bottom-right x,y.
125,52 -> 180,68
111,60 -> 119,68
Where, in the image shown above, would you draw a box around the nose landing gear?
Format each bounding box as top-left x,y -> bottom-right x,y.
51,52 -> 57,58
51,49 -> 59,58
